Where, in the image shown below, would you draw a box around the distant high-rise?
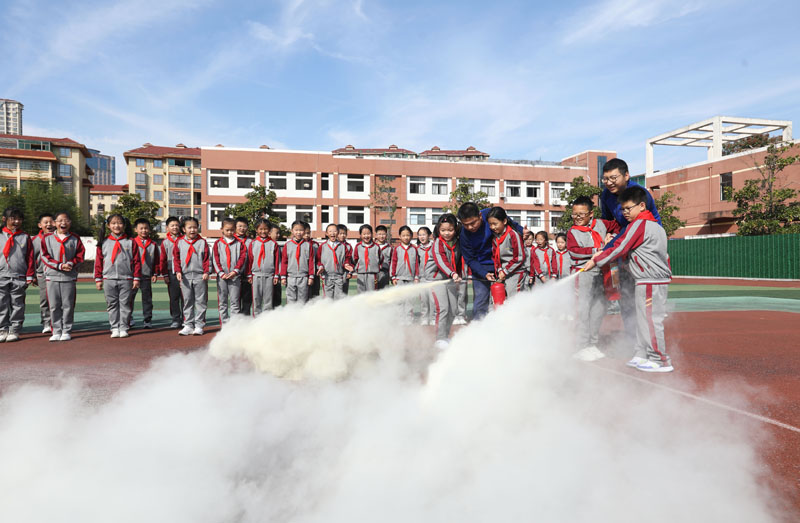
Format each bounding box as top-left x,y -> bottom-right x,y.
0,99 -> 23,135
87,148 -> 116,185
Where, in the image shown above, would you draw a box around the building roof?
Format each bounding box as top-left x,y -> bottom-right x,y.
0,147 -> 57,161
332,144 -> 418,155
91,184 -> 127,193
419,146 -> 489,157
0,133 -> 91,157
124,143 -> 201,159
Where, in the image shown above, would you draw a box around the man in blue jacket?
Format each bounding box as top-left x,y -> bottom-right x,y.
457,202 -> 524,321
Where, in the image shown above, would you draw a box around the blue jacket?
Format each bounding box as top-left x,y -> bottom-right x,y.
460,207 -> 524,280
600,181 -> 662,250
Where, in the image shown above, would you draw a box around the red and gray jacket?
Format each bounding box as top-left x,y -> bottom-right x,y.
33,231 -> 49,276
248,237 -> 280,277
42,232 -> 85,281
567,218 -> 619,272
425,237 -> 459,281
212,237 -> 246,278
160,233 -> 181,276
352,241 -> 381,274
316,240 -> 350,277
173,236 -> 211,277
592,212 -> 671,284
0,228 -> 35,281
391,244 -> 419,281
416,241 -> 433,281
134,237 -> 163,278
491,226 -> 525,276
281,239 -> 315,278
377,242 -> 392,272
531,245 -> 557,279
553,249 -> 570,278
94,235 -> 142,281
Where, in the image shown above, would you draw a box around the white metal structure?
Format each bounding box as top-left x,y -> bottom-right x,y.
645,116 -> 793,177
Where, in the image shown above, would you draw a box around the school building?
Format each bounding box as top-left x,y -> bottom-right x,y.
89,184 -> 128,219
196,145 -> 616,239
0,133 -> 93,222
642,116 -> 799,238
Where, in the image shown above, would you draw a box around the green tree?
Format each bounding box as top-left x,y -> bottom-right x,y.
556,176 -> 602,232
728,143 -> 800,235
369,175 -> 399,236
443,177 -> 491,214
723,133 -> 782,156
223,185 -> 288,237
110,193 -> 162,238
0,179 -> 90,236
653,191 -> 686,237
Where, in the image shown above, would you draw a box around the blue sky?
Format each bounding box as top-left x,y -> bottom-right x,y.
3,0 -> 800,183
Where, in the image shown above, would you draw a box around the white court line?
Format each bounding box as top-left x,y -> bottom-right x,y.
590,364 -> 800,435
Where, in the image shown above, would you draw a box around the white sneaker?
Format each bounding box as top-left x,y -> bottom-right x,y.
179,326 -> 193,336
42,325 -> 52,334
59,333 -> 72,341
573,346 -> 603,362
626,356 -> 648,368
49,333 -> 61,342
110,329 -> 120,338
170,321 -> 181,329
434,339 -> 450,350
453,316 -> 467,325
119,330 -> 129,338
143,321 -> 152,329
588,345 -> 606,360
6,333 -> 19,342
636,360 -> 674,373
0,331 -> 7,343
193,327 -> 204,336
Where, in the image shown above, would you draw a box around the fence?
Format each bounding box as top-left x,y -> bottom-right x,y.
668,234 -> 800,279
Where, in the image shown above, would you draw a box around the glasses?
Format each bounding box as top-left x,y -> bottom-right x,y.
601,174 -> 621,184
571,212 -> 590,218
621,204 -> 639,213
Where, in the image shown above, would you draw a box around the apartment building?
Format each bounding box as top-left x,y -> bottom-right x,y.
123,143 -> 202,230
0,99 -> 23,135
199,144 -> 616,239
89,184 -> 128,218
0,133 -> 93,221
87,148 -> 116,185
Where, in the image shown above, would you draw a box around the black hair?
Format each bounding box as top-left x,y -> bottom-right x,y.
359,224 -> 373,234
165,216 -> 180,226
486,206 -> 509,224
133,218 -> 151,228
337,224 -> 348,232
602,158 -> 629,177
417,226 -> 431,236
3,207 -> 24,221
98,213 -> 133,243
325,223 -> 338,231
398,225 -> 412,236
375,225 -> 387,233
221,217 -> 236,228
535,230 -> 549,242
268,222 -> 280,232
433,213 -> 463,274
255,218 -> 271,229
54,211 -> 71,221
38,212 -> 54,223
457,202 -> 480,221
302,221 -> 311,231
290,220 -> 305,229
618,185 -> 648,206
571,195 -> 595,210
181,216 -> 199,228
555,233 -> 567,243
235,217 -> 249,226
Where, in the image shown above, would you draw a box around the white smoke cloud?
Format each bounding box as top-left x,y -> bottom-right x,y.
0,280 -> 787,522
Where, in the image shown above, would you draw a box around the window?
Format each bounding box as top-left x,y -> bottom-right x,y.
59,147 -> 71,158
136,189 -> 146,199
432,178 -> 448,195
272,205 -> 287,223
136,158 -> 145,167
97,203 -> 105,214
168,158 -> 191,168
550,182 -> 567,202
526,182 -> 541,199
237,170 -> 255,189
720,172 -> 733,201
58,164 -> 72,178
507,210 -> 522,224
210,205 -> 227,223
210,174 -> 229,188
193,176 -> 201,187
296,172 -> 314,191
269,171 -> 287,190
296,205 -> 314,223
347,206 -> 365,224
527,212 -> 543,228
480,180 -> 495,196
153,174 -> 164,185
111,195 -> 118,201
194,193 -> 201,205
321,173 -> 330,192
153,159 -> 163,168
170,174 -> 191,188
431,210 -> 443,226
409,177 -> 426,194
135,173 -> 147,185
347,175 -> 365,192
169,191 -> 190,205
409,207 -> 426,225
156,207 -> 164,217
0,159 -> 16,170
550,212 -> 564,232
20,160 -> 48,172
506,181 -> 521,197
321,206 -> 331,224
153,191 -> 163,201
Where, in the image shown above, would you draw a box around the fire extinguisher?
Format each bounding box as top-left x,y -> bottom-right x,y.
491,280 -> 507,309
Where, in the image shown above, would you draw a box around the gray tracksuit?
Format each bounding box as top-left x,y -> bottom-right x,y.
173,236 -> 210,329
237,235 -> 253,314
594,215 -> 672,365
161,234 -> 183,325
33,232 -> 51,327
249,237 -> 280,314
376,242 -> 392,289
95,235 -> 141,332
130,237 -> 161,325
0,229 -> 35,334
352,241 -> 381,293
42,232 -> 85,334
553,249 -> 570,279
417,241 -> 434,322
492,226 -> 526,297
213,237 -> 246,323
281,239 -> 314,304
317,240 -> 349,300
391,243 -> 419,321
428,237 -> 459,341
531,246 -> 556,282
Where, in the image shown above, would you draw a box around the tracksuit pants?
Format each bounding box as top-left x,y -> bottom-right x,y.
503,272 -> 525,298
419,278 -> 432,323
322,274 -> 347,300
104,279 -> 134,331
252,274 -> 276,314
240,280 -> 253,317
432,279 -> 458,341
37,273 -> 50,327
285,276 -> 309,304
167,274 -> 183,325
272,280 -> 283,308
180,276 -> 208,329
130,278 -> 154,324
635,283 -> 670,364
217,277 -> 242,323
395,278 -> 415,321
46,280 -> 76,334
619,266 -> 637,343
357,273 -> 376,293
376,269 -> 390,290
575,269 -> 606,349
456,281 -> 467,319
0,278 -> 27,334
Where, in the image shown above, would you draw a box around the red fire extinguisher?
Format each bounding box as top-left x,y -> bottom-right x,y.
491,281 -> 507,309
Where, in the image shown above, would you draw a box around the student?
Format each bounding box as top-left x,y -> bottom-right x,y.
337,224 -> 353,296
173,217 -> 210,336
214,218 -> 246,323
553,233 -> 570,279
235,217 -> 253,315
249,219 -> 280,314
391,225 -> 419,322
41,211 -> 85,342
280,220 -> 315,304
567,196 -> 619,361
416,226 -> 434,325
32,213 -> 55,334
530,230 -> 556,284
317,223 -> 352,300
427,214 -> 462,350
0,207 -> 35,342
131,218 -> 162,329
522,230 -> 535,290
584,186 -> 673,372
352,224 -> 381,293
161,216 -> 184,328
486,206 -> 526,297
304,222 -> 322,298
269,223 -> 283,308
375,225 -> 392,290
95,214 -> 141,338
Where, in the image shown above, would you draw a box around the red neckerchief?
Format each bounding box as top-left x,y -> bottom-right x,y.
255,237 -> 272,267
108,234 -> 126,264
399,244 -> 413,273
291,239 -> 303,265
572,219 -> 603,249
555,249 -> 567,274
183,236 -> 202,264
166,232 -> 181,244
54,233 -> 71,262
536,246 -> 552,275
492,226 -> 511,271
362,242 -> 373,270
222,238 -> 235,270
635,210 -> 658,223
441,238 -> 456,272
326,241 -> 340,271
419,241 -> 431,268
2,227 -> 22,260
134,237 -> 152,268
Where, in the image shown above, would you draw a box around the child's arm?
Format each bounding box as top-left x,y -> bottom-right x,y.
40,239 -> 60,272
201,242 -> 211,281
390,247 -> 398,281
504,232 -> 524,276
24,237 -> 35,284
131,241 -> 142,289
306,244 -> 315,282
233,243 -> 246,277
212,240 -> 224,278
71,235 -> 85,266
172,242 -> 182,280
586,220 -> 646,271
550,249 -> 558,278
432,241 -> 458,280
413,246 -> 420,282
94,244 -> 104,290
280,243 -> 289,282
160,243 -> 170,283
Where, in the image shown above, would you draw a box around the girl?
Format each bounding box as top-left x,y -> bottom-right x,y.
317,223 -> 352,300
337,224 -> 353,297
41,211 -> 85,342
214,218 -> 247,324
95,214 -> 141,338
522,230 -> 534,290
416,226 -> 433,325
269,223 -> 283,308
553,233 -> 570,279
235,217 -> 253,315
486,206 -> 526,298
174,217 -> 211,335
248,219 -> 280,314
426,214 -> 462,349
280,220 -> 315,304
391,225 -> 419,323
352,224 -> 381,293
0,207 -> 35,343
530,230 -> 556,284
160,216 -> 183,328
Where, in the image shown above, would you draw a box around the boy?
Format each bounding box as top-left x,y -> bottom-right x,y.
33,213 -> 56,333
304,222 -> 321,298
41,211 -> 85,341
352,224 -> 381,293
235,217 -> 253,314
583,186 -> 673,372
567,196 -> 618,362
374,225 -> 392,290
337,224 -> 353,296
249,219 -> 280,314
269,223 -> 283,308
173,217 -> 210,335
214,218 -> 246,323
161,217 -> 183,328
316,223 -> 352,300
280,220 -> 315,304
131,218 -> 162,329
0,207 -> 35,342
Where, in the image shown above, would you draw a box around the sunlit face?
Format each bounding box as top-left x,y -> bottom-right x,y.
337,229 -> 347,242
256,223 -> 269,238
399,229 -> 412,245
621,200 -> 646,221
167,220 -> 181,236
303,228 -> 311,241
5,215 -> 22,231
602,168 -> 629,194
184,220 -> 199,238
572,204 -> 592,227
461,215 -> 481,233
535,234 -> 547,248
523,232 -> 533,246
108,216 -> 125,236
375,229 -> 387,243
135,222 -> 150,238
221,222 -> 235,239
556,236 -> 567,251
438,222 -> 456,242
487,216 -> 506,236
39,216 -> 55,233
417,229 -> 429,244
55,214 -> 71,233
360,228 -> 373,243
235,221 -> 248,237
326,225 -> 338,241
269,227 -> 279,241
291,224 -> 305,241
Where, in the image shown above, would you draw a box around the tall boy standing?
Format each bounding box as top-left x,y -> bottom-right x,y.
33,213 -> 56,333
0,208 -> 35,342
131,218 -> 162,329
